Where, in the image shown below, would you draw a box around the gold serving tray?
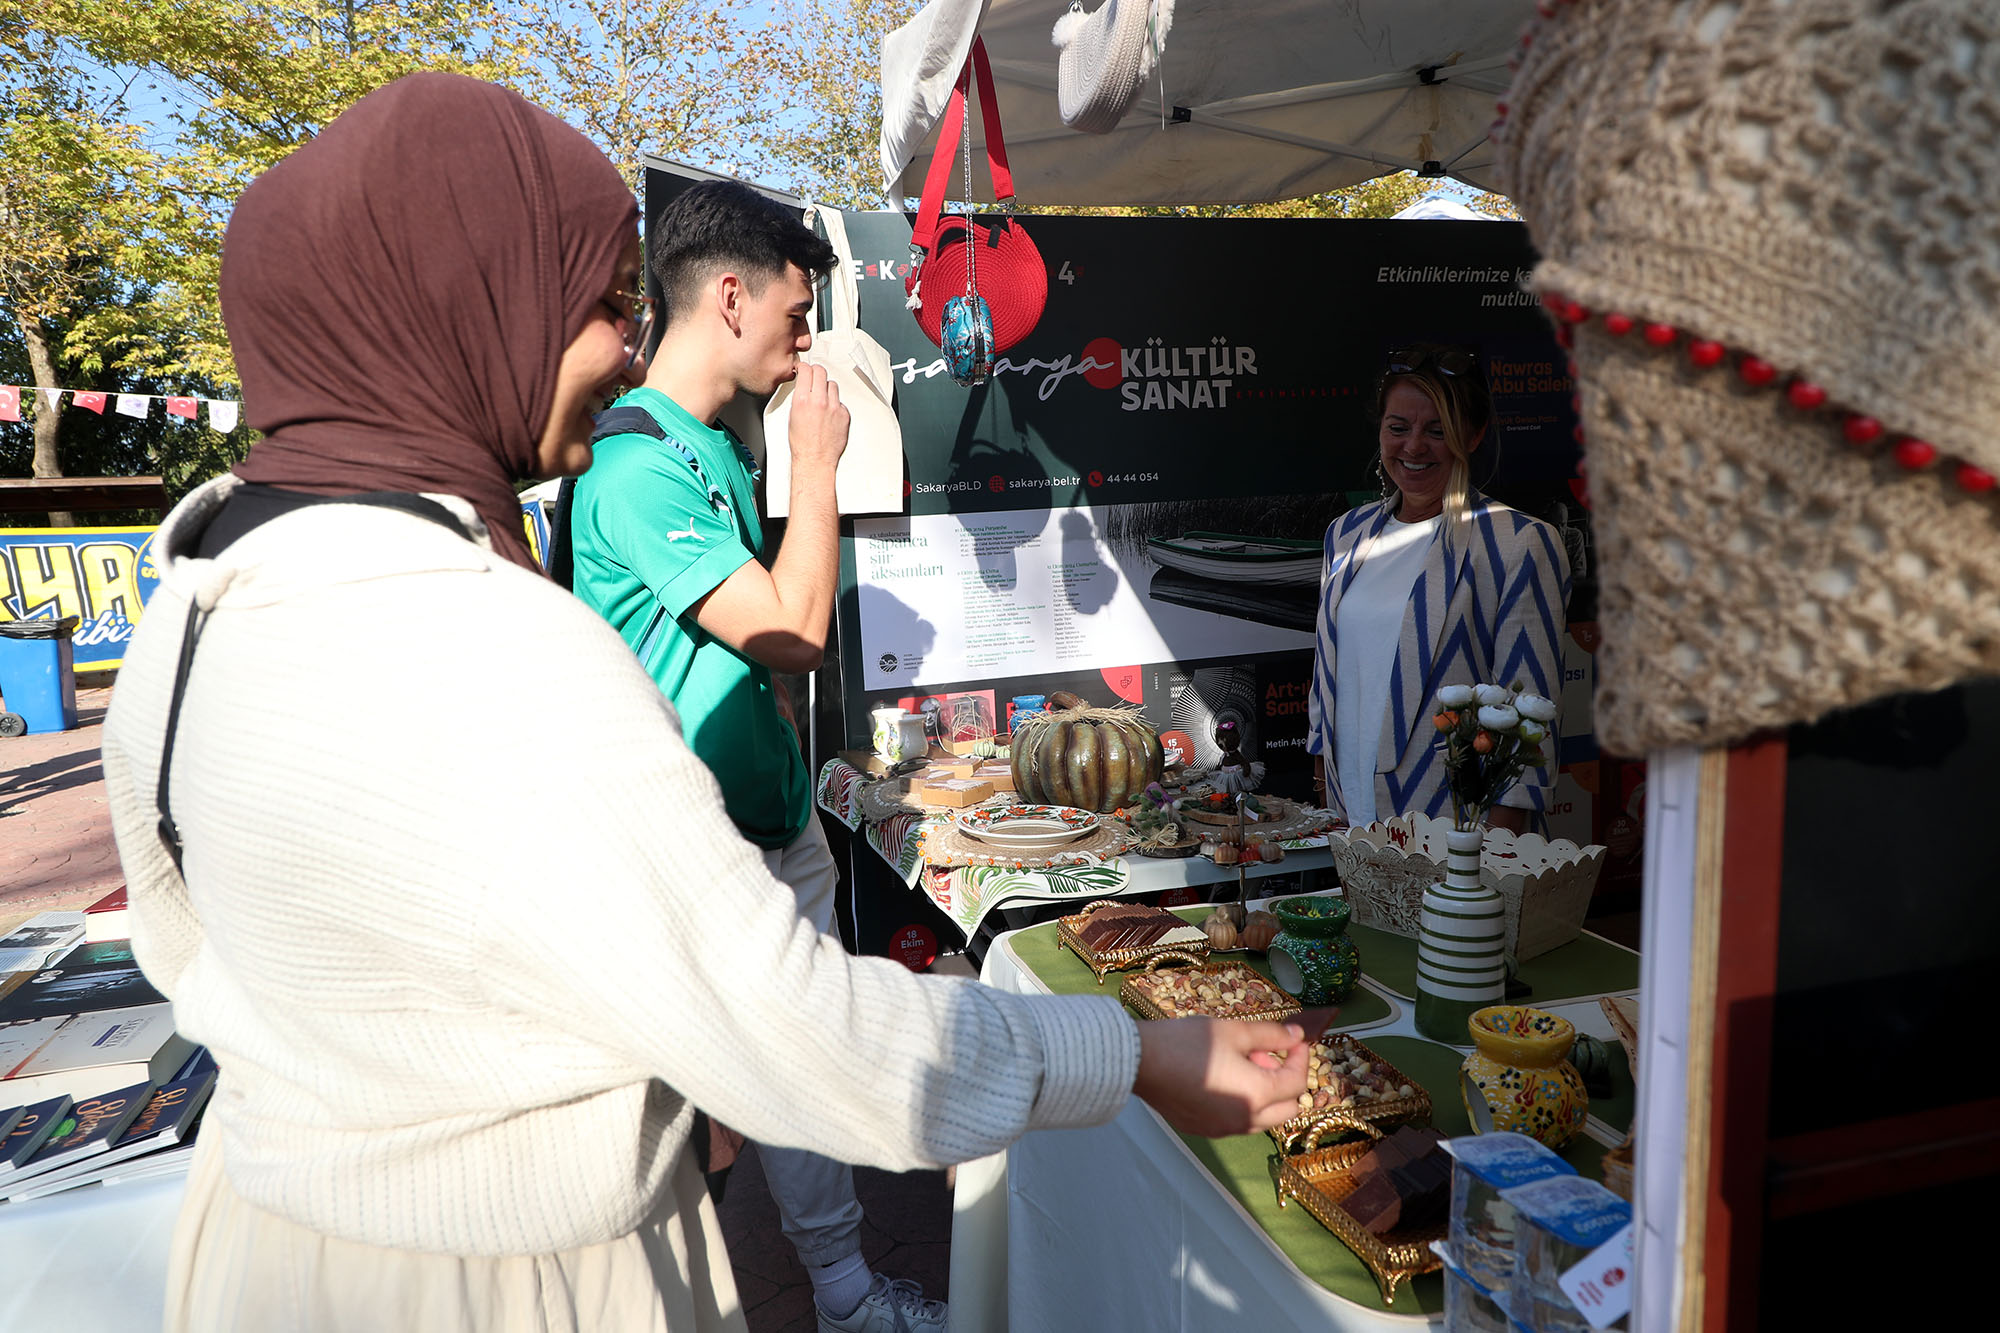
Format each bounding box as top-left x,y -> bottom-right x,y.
1268,1033 -> 1435,1154
1270,1138 -> 1447,1306
1120,962 -> 1302,1024
1056,901 -> 1211,984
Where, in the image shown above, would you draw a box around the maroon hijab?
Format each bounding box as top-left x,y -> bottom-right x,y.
222,73 -> 637,571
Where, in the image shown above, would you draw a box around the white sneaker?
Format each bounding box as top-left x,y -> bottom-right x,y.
816,1273 -> 949,1333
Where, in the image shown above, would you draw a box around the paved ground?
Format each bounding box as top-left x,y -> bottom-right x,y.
0,685 -> 124,929
0,683 -> 954,1330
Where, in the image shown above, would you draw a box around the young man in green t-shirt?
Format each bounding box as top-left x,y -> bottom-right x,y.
567,182 -> 945,1333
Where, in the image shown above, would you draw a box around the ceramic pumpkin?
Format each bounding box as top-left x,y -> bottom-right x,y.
1009,698 -> 1165,813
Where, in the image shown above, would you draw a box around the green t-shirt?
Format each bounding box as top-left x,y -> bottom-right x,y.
567,387 -> 810,848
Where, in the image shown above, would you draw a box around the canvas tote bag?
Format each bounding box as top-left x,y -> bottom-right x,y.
763,204 -> 906,516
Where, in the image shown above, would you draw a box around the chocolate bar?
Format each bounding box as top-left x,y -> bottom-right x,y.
1077,903 -> 1190,953
1342,1126 -> 1451,1236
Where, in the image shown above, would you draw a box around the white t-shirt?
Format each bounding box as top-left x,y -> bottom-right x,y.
1333,514 -> 1441,824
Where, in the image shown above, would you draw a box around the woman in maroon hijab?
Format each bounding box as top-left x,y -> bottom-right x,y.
99,71 -> 1311,1333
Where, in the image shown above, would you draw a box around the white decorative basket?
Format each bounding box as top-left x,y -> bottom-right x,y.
1327,814 -> 1607,961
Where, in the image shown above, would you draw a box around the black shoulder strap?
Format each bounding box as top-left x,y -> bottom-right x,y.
155,491 -> 468,875
549,406 -> 669,591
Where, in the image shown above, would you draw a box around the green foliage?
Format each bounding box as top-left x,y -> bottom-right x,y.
2,0 -> 1519,507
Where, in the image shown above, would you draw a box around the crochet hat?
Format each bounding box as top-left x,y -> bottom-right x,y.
1496,0 -> 2000,756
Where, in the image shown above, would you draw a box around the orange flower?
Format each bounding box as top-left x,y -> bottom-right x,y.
1435,710 -> 1460,730
1473,730 -> 1496,754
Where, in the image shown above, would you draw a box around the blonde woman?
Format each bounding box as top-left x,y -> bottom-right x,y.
1307,344 -> 1572,833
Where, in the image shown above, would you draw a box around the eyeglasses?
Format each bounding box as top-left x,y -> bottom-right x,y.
603,288 -> 657,370
1385,345 -> 1477,378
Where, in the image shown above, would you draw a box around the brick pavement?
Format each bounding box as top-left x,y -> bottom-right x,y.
1,685 -> 123,934
0,682 -> 955,1329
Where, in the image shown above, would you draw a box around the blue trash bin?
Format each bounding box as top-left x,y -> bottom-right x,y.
0,616 -> 81,735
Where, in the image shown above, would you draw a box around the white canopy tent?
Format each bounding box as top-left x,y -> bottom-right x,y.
880,0 -> 1536,207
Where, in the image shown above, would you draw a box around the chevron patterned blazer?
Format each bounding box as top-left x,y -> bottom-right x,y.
1307,493 -> 1572,825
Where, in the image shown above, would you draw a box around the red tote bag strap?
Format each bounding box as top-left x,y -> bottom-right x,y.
910,38 -> 1014,255
968,39 -> 1014,203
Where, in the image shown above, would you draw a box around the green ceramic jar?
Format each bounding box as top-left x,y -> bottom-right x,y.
1266,894 -> 1362,1004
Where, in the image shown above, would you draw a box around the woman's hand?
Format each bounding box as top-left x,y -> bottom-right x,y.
1133,1018 -> 1312,1138
1311,753 -> 1327,798
1486,804 -> 1529,835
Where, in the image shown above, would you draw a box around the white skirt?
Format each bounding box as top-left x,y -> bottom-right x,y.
164,1132 -> 749,1333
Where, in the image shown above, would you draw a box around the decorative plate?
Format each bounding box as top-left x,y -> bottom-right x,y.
954,803 -> 1100,849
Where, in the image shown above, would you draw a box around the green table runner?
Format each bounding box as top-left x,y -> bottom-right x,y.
1006,908 -> 1396,1031
1008,918 -> 1624,1314
1178,1036 -> 1612,1315
1349,923 -> 1640,1004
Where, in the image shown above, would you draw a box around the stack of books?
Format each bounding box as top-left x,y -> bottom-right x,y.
0,894 -> 214,1204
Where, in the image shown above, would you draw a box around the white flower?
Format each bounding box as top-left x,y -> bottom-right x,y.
1515,693 -> 1558,723
1477,705 -> 1520,730
1437,684 -> 1476,708
1517,720 -> 1548,744
1474,684 -> 1514,707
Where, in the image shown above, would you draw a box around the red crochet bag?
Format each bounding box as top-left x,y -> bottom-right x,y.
905,38 -> 1047,354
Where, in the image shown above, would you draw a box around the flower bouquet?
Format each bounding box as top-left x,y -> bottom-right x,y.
1431,682 -> 1559,830
1416,681 -> 1557,1041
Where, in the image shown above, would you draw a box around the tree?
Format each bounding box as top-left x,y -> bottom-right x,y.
0,14 -> 178,520
753,0 -> 923,210
492,0 -> 788,188
3,2 -> 510,513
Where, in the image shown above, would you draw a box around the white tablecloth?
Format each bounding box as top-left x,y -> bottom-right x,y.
0,1168 -> 185,1331
949,913 -> 1628,1332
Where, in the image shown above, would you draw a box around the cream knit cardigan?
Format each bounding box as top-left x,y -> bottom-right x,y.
101,476 -> 1139,1258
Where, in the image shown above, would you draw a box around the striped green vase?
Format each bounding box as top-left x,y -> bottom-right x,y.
1414,825 -> 1508,1042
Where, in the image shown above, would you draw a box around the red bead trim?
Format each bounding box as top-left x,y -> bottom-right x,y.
1842,414 -> 1884,447
1738,356 -> 1778,388
1894,438 -> 1939,470
1537,289 -> 1997,496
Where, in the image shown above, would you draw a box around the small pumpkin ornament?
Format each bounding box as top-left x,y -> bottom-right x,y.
1204,910 -> 1240,951
1009,690 -> 1166,813
1241,912 -> 1280,953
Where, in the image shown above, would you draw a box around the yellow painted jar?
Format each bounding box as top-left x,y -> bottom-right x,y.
1459,1005 -> 1591,1150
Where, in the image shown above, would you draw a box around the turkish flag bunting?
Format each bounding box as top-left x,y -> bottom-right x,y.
165,396 -> 198,420
73,391 -> 107,413
0,386 -> 18,421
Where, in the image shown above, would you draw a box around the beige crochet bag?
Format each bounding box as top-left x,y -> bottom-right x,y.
1052,0 -> 1175,134
1497,0 -> 2000,755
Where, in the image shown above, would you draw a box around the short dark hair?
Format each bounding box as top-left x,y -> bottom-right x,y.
650,181 -> 837,328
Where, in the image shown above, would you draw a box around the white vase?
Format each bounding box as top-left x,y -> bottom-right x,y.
1414,825 -> 1508,1042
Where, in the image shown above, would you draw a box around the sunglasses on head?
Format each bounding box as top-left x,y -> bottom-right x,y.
1385,345 -> 1477,378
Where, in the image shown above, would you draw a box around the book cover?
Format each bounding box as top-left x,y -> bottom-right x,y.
3,1066 -> 215,1201
0,948 -> 166,1023
83,887 -> 130,944
0,1104 -> 24,1142
0,1017 -> 67,1078
172,1045 -> 217,1084
0,1081 -> 152,1190
0,1094 -> 75,1168
0,1005 -> 194,1105
0,913 -> 85,975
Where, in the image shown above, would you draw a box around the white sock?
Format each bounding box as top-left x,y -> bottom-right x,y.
811,1251 -> 872,1319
